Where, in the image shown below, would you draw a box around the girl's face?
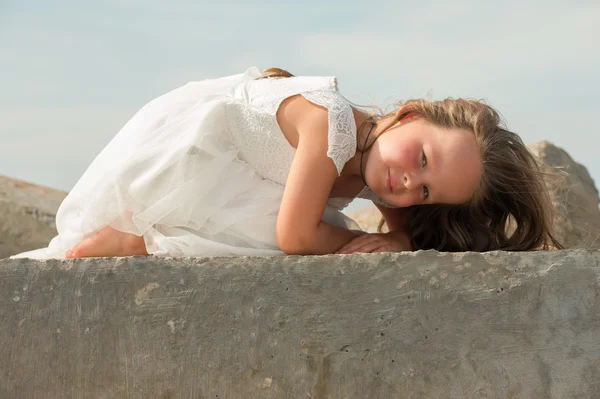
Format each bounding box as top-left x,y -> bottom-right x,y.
365,115 -> 483,208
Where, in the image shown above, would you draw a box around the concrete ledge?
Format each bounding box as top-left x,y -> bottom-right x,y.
1,251 -> 600,398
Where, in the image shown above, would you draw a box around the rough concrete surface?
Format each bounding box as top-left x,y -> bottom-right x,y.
1,251 -> 599,398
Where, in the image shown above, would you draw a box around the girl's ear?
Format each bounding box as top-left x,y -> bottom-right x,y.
395,105 -> 420,123
395,105 -> 411,117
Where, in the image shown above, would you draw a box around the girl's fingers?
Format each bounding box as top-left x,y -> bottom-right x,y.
336,235 -> 374,254
349,241 -> 382,253
336,234 -> 399,254
371,246 -> 391,253
346,237 -> 383,253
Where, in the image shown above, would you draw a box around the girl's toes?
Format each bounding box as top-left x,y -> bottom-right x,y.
70,239 -> 93,258
65,249 -> 74,258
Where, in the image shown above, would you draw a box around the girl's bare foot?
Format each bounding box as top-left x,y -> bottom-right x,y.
65,225 -> 149,258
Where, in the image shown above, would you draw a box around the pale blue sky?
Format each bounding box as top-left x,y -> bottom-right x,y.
1,0 -> 599,211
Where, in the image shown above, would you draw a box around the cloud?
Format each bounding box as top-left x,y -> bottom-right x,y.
0,106 -> 137,190
1,105 -> 135,152
296,3 -> 599,93
1,105 -> 137,190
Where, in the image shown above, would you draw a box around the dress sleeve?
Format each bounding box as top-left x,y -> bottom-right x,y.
300,90 -> 357,175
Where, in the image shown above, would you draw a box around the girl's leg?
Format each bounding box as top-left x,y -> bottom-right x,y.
65,225 -> 150,258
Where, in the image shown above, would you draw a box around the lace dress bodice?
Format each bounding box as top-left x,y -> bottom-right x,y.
224,74 -> 394,209
224,76 -> 355,184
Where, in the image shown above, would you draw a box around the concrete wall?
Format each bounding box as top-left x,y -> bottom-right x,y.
1,251 -> 599,398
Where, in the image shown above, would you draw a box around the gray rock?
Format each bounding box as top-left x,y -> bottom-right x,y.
528,141 -> 600,248
0,175 -> 67,258
1,251 -> 599,398
350,141 -> 600,248
347,203 -> 387,234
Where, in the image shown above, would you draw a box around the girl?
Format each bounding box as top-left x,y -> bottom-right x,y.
12,67 -> 561,259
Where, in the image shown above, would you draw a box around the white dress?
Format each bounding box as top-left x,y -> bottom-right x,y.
13,67 -> 385,259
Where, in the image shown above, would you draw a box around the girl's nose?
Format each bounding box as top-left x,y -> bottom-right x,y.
403,171 -> 421,190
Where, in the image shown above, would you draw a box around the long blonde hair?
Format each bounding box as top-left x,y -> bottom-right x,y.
369,98 -> 563,251
257,67 -> 295,80
257,68 -> 563,251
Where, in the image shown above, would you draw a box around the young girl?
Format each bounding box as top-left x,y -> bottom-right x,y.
12,67 -> 561,259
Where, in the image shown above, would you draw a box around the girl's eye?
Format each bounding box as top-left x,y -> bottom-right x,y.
423,185 -> 429,199
421,151 -> 427,168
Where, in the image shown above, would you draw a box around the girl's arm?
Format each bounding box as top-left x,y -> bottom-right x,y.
275,96 -> 359,255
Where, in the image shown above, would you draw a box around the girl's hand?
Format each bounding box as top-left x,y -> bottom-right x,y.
335,231 -> 412,254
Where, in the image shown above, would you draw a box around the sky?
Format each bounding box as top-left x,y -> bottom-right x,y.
1,0 -> 599,212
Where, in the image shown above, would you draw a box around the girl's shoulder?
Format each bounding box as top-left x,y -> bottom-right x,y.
253,74 -> 339,92
276,84 -> 357,176
234,73 -> 341,112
